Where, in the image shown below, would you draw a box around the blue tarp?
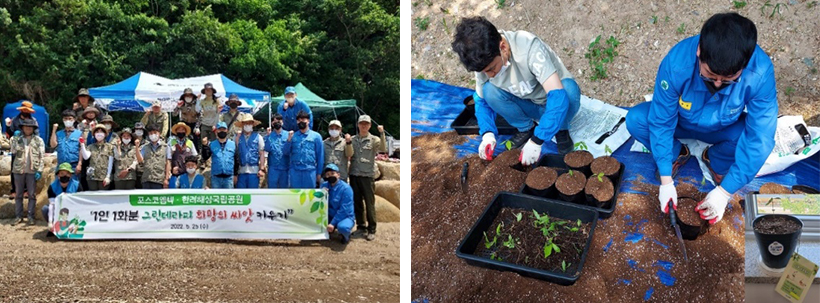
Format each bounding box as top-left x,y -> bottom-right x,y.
411,79 -> 820,195
2,100 -> 50,143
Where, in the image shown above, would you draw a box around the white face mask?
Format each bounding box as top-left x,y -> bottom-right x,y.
186,168 -> 196,175
149,134 -> 159,142
121,138 -> 131,145
63,120 -> 74,128
285,96 -> 295,104
135,130 -> 144,137
492,57 -> 511,79
95,133 -> 105,141
243,125 -> 253,133
185,97 -> 193,103
104,124 -> 112,131
329,130 -> 340,138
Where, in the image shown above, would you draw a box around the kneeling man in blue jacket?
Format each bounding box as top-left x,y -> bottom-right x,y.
322,164 -> 355,244
626,12 -> 777,225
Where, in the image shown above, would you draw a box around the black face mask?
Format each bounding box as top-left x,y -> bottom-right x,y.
217,132 -> 228,139
298,122 -> 308,130
59,176 -> 71,183
324,176 -> 338,184
273,122 -> 282,130
702,79 -> 729,94
229,104 -> 239,109
21,113 -> 31,119
177,133 -> 186,139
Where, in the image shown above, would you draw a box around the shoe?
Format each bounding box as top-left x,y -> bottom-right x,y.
555,130 -> 573,155
509,128 -> 534,150
353,227 -> 368,237
12,218 -> 23,226
27,217 -> 35,225
366,232 -> 376,241
656,144 -> 691,180
340,234 -> 350,244
702,147 -> 724,185
46,231 -> 55,237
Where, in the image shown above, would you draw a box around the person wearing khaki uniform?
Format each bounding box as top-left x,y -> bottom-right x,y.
11,119 -> 44,225
323,120 -> 353,181
175,88 -> 202,152
198,83 -> 222,142
220,94 -> 246,140
81,125 -> 114,191
140,100 -> 169,139
136,125 -> 170,189
133,122 -> 146,189
348,115 -> 386,240
113,128 -> 139,190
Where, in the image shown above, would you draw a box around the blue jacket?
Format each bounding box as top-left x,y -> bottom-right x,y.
283,130 -> 324,177
265,130 -> 289,171
474,83 -> 570,143
55,129 -> 82,164
50,178 -> 80,195
176,173 -> 205,189
276,98 -> 313,131
648,35 -> 777,193
237,132 -> 262,166
210,140 -> 237,176
322,180 -> 355,227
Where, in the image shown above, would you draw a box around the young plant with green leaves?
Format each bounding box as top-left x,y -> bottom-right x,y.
502,234 -> 517,249
415,17 -> 430,31
584,35 -> 620,81
604,145 -> 613,156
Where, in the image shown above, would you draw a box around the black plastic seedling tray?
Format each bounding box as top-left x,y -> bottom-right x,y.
450,96 -> 518,135
456,192 -> 599,285
519,154 -> 625,219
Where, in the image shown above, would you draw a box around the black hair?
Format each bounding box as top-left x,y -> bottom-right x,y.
699,13 -> 757,76
452,16 -> 502,72
296,110 -> 310,120
272,113 -> 283,120
145,125 -> 158,133
60,208 -> 69,215
61,109 -> 76,118
185,155 -> 198,164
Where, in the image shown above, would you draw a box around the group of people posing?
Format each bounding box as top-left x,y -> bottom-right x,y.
6,83 -> 387,243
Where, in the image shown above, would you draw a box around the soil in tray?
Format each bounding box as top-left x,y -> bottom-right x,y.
556,170 -> 585,195
412,132 -> 745,302
526,167 -> 558,190
677,197 -> 705,226
590,156 -> 620,177
473,207 -> 592,275
564,150 -> 593,168
585,176 -> 614,202
754,216 -> 801,235
759,182 -> 791,195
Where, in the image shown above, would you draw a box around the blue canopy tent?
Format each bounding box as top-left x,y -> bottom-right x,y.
2,100 -> 50,143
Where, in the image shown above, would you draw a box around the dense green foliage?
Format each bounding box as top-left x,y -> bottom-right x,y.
0,0 -> 399,137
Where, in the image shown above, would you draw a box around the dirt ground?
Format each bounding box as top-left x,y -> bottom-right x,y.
0,220 -> 400,303
411,132 -> 744,302
411,0 -> 820,125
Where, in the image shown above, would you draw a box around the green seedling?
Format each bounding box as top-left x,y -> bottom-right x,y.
785,86 -> 795,96
733,1 -> 747,9
809,1 -> 818,9
543,239 -> 561,259
650,15 -> 658,24
515,212 -> 523,222
577,219 -> 582,226
701,176 -> 707,186
574,141 -> 588,150
568,170 -> 574,177
490,251 -> 501,261
483,231 -> 497,249
761,1 -> 787,18
496,222 -> 503,235
504,140 -> 513,150
677,23 -> 686,34
584,35 -> 620,81
502,235 -> 516,249
562,260 -> 568,272
495,0 -> 506,9
596,172 -> 605,182
441,17 -> 451,35
415,74 -> 426,80
605,145 -> 613,156
415,17 -> 430,31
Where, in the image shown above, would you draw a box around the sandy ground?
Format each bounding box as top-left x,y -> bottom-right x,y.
411,0 -> 820,124
0,220 -> 400,303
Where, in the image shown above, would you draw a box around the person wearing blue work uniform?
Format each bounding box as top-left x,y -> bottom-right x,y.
265,113 -> 290,188
42,162 -> 83,237
175,156 -> 206,189
625,13 -> 777,225
451,16 -> 582,163
283,110 -> 324,188
277,86 -> 314,131
206,122 -> 238,189
50,109 -> 83,174
321,163 -> 355,244
235,115 -> 266,188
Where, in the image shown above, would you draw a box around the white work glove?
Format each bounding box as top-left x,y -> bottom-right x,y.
103,177 -> 111,187
478,132 -> 496,160
696,186 -> 731,225
659,182 -> 677,214
519,139 -> 542,166
194,127 -> 200,135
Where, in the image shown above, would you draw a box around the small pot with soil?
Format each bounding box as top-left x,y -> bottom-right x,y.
590,156 -> 621,180
563,150 -> 593,177
753,214 -> 804,270
524,167 -> 558,197
674,197 -> 708,240
556,170 -> 586,204
585,174 -> 614,208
